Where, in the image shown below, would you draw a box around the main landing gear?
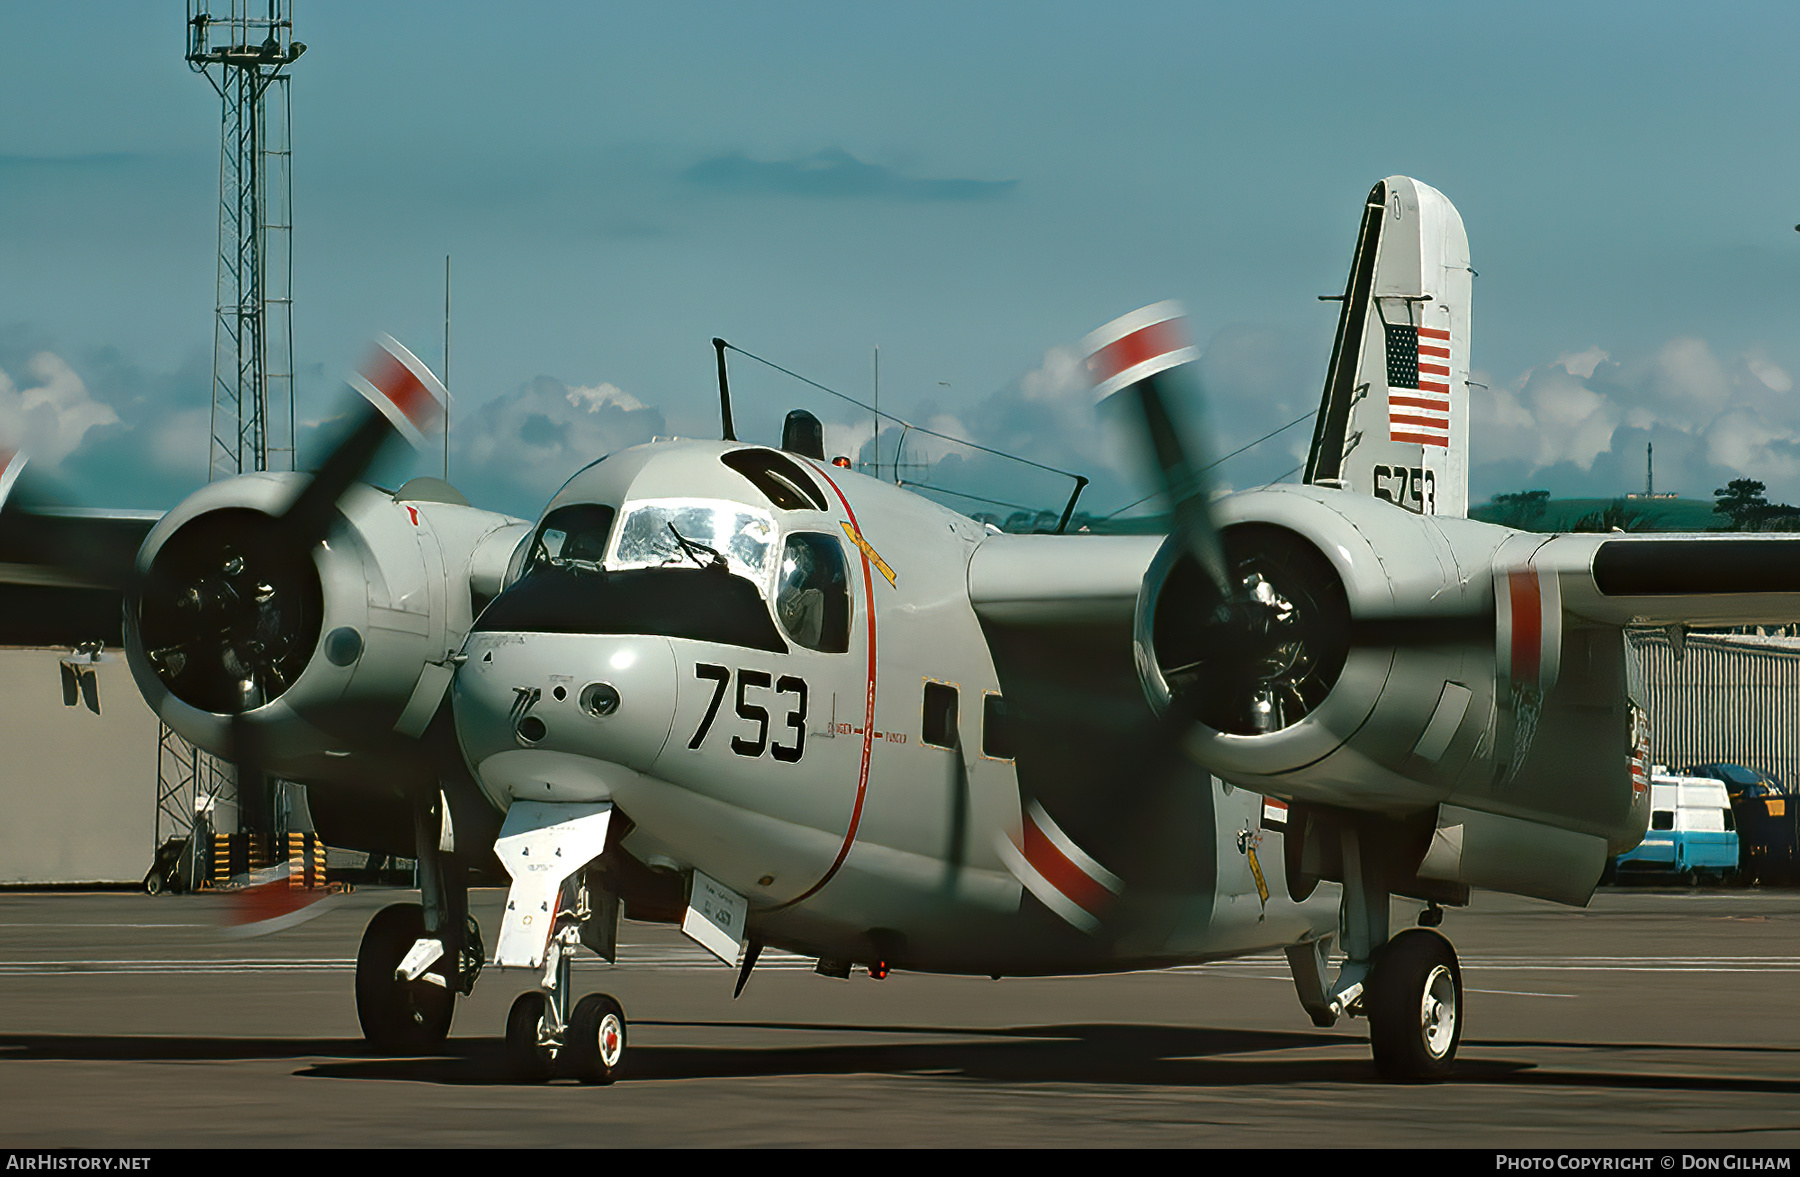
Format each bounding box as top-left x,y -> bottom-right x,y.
355,903 -> 454,1052
1366,927 -> 1461,1081
1285,819 -> 1465,1083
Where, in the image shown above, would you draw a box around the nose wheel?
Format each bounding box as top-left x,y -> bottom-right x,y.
567,993 -> 627,1085
504,989 -> 628,1084
503,913 -> 627,1083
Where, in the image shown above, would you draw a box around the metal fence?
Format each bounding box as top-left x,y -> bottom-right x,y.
1629,630 -> 1800,787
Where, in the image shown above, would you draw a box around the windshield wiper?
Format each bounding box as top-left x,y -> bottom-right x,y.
666,523 -> 728,572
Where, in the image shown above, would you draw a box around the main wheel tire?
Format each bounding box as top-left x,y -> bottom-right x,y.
505,991 -> 558,1083
355,903 -> 454,1054
1367,927 -> 1461,1083
565,993 -> 627,1086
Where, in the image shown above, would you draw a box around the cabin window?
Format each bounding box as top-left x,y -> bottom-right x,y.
1650,811 -> 1674,831
774,533 -> 851,653
922,681 -> 959,749
981,692 -> 1014,761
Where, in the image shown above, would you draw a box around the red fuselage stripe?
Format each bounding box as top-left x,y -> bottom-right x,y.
780,463 -> 878,908
1022,813 -> 1111,918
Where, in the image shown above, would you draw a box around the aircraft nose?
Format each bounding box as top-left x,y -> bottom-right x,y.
454,632 -> 678,805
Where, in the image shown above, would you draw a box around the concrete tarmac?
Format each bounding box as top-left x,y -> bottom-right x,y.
0,886 -> 1796,1148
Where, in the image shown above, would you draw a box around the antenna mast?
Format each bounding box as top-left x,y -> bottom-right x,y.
187,1 -> 305,480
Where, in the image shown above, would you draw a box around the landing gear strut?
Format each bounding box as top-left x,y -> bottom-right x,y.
503,881 -> 628,1084
1283,814 -> 1465,1082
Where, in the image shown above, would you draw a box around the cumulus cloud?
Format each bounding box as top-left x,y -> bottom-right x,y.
0,351 -> 119,473
684,148 -> 1016,202
1471,337 -> 1800,504
807,322 -> 1319,524
448,374 -> 665,513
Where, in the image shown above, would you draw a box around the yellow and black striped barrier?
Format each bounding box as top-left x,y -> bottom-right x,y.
207,832 -> 327,888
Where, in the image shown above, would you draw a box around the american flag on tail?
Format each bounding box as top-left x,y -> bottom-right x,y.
1385,322 -> 1452,447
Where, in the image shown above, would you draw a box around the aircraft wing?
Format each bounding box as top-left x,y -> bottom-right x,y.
966,533 -> 1163,625
0,508 -> 160,646
1511,530 -> 1800,629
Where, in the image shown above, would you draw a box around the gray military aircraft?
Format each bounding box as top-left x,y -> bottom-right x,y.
12,175 -> 1793,1084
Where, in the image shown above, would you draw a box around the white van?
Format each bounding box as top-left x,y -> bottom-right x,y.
1614,770 -> 1740,882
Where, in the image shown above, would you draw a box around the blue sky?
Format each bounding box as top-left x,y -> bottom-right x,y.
5,2 -> 1800,520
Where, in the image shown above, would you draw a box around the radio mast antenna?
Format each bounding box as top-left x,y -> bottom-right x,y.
187,1 -> 305,481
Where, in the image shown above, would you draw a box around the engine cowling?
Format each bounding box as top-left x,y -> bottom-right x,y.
125,473 -> 529,790
1135,484 -> 1509,808
1133,485 -> 1648,903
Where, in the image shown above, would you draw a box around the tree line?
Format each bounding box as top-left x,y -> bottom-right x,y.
1486,479 -> 1800,533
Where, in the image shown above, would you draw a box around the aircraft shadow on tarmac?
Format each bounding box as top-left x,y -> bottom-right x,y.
7,1025 -> 1799,1092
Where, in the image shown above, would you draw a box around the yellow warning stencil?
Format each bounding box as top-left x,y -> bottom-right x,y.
841,521 -> 897,587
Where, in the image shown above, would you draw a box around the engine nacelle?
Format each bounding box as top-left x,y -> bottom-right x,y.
125,473 -> 529,791
1134,485 -> 1648,902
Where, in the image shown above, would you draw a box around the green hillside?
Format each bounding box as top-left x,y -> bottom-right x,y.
1469,496 -> 1719,532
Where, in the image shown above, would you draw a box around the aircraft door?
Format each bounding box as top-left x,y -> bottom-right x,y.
651,530 -> 864,904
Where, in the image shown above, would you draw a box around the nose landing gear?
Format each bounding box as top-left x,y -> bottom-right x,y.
502,896 -> 628,1084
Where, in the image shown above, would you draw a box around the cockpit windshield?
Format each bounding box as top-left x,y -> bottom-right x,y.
475,497 -> 789,652
610,499 -> 775,583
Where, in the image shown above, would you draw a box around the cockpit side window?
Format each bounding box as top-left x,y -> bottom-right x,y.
775,533 -> 851,652
524,504 -> 617,576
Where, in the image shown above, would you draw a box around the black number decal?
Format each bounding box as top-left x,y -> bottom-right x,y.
1371,464 -> 1437,516
771,675 -> 808,763
731,670 -> 772,758
690,665 -> 809,763
689,663 -> 730,749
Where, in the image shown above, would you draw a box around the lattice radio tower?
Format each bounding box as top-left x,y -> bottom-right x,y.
155,4 -> 307,879
186,1 -> 304,481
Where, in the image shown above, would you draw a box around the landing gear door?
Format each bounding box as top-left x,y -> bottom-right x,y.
493,800 -> 613,969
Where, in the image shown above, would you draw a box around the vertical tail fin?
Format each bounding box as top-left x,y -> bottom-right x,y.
1304,176 -> 1472,517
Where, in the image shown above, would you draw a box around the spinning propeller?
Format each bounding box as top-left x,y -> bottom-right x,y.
0,336 -> 446,914
1085,303 -> 1350,737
